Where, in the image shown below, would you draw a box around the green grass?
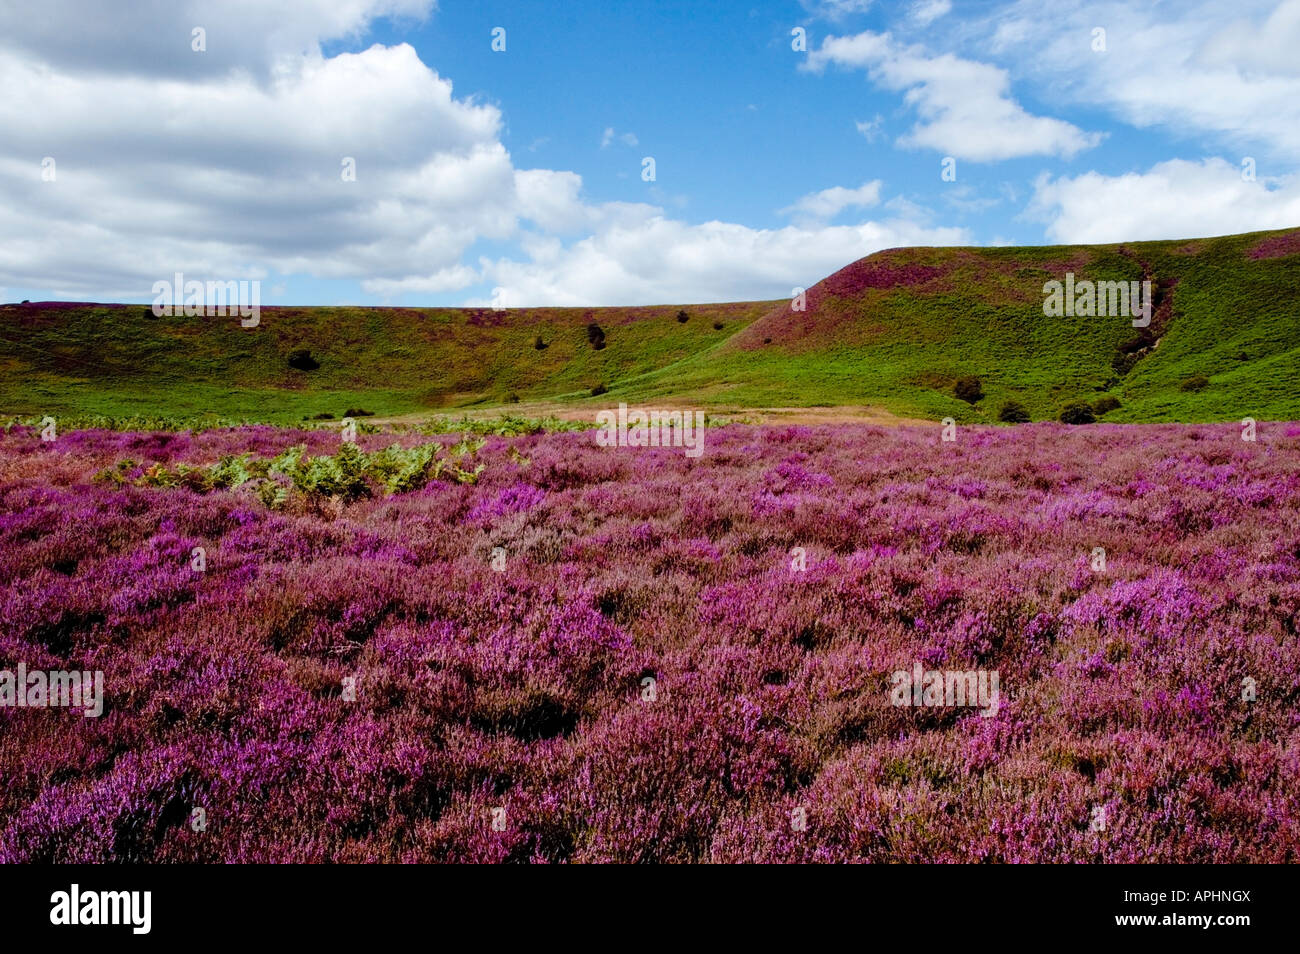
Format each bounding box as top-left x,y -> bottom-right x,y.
3,226 -> 1298,423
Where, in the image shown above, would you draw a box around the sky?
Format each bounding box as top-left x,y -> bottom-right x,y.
2,0 -> 1299,307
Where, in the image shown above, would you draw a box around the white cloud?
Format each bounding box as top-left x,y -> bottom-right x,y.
779,181 -> 883,224
1028,158 -> 1300,244
0,1 -> 968,307
0,40 -> 516,297
1198,0 -> 1300,76
986,0 -> 1300,158
0,0 -> 434,80
471,215 -> 970,307
854,114 -> 884,141
910,0 -> 952,27
803,30 -> 1101,160
600,127 -> 639,148
800,0 -> 875,20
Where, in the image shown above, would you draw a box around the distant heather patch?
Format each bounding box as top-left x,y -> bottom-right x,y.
820,256 -> 947,298
1248,230 -> 1300,260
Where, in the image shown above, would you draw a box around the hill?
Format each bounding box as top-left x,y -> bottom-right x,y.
2,226 -> 1298,424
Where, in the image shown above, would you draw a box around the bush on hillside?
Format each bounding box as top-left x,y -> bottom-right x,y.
586,324 -> 606,350
676,310 -> 689,323
1093,396 -> 1122,415
1180,375 -> 1209,392
590,383 -> 608,397
1059,401 -> 1097,425
954,376 -> 984,404
534,336 -> 548,350
998,400 -> 1031,423
288,349 -> 320,371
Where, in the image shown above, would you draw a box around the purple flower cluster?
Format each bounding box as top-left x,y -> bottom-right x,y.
1,420 -> 1298,862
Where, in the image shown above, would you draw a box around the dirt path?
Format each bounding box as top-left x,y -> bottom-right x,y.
364,402 -> 928,428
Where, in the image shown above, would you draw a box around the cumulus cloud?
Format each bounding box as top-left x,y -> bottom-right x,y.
1028,158 -> 1300,243
0,1 -> 969,306
1198,0 -> 1300,76
779,181 -> 883,224
0,0 -> 433,80
471,216 -> 970,308
986,0 -> 1300,158
803,30 -> 1101,160
0,40 -> 515,297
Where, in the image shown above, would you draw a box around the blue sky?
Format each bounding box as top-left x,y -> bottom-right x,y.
2,0 -> 1298,307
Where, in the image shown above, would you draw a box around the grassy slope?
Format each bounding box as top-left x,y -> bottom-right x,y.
614,227 -> 1300,423
2,227 -> 1297,423
0,301 -> 772,423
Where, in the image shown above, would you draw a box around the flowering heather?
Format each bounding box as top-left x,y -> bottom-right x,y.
1,421 -> 1298,863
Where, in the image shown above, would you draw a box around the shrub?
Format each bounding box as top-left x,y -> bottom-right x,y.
311,412 -> 334,420
998,400 -> 1031,423
713,321 -> 724,330
586,324 -> 606,350
534,336 -> 548,350
343,408 -> 374,418
954,376 -> 984,404
676,310 -> 689,324
590,383 -> 608,397
288,349 -> 320,371
1181,375 -> 1210,392
505,392 -> 521,404
1059,401 -> 1097,425
1093,396 -> 1122,415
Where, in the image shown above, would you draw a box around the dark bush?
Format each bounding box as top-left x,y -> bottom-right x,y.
1093,396 -> 1122,415
1059,401 -> 1097,425
343,408 -> 374,418
713,321 -> 724,330
21,299 -> 30,305
311,412 -> 334,420
763,337 -> 772,344
533,336 -> 548,350
998,400 -> 1031,423
1180,375 -> 1209,392
1117,331 -> 1155,354
288,349 -> 320,371
954,376 -> 984,404
586,324 -> 606,350
505,392 -> 521,404
590,383 -> 608,397
676,310 -> 689,323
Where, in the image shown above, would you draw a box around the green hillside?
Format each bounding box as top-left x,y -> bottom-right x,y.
3,226 -> 1298,424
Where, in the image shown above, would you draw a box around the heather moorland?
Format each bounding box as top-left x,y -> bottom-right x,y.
2,419 -> 1297,862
